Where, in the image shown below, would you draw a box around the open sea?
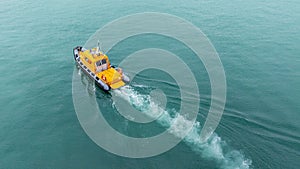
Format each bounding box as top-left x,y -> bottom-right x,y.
0,0 -> 299,168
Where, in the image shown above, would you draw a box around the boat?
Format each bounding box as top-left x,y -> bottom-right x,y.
73,43 -> 130,91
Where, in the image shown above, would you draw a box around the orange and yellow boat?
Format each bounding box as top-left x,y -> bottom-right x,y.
73,44 -> 129,91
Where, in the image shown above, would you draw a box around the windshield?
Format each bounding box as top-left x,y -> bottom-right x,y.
96,59 -> 107,66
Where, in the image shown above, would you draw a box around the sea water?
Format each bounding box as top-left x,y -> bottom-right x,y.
0,0 -> 299,168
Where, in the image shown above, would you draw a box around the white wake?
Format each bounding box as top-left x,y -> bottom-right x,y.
112,86 -> 252,169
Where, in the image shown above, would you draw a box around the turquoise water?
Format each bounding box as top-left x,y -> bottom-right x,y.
1,0 -> 300,168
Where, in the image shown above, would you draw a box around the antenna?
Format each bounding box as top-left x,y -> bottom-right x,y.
97,40 -> 104,54
97,40 -> 100,53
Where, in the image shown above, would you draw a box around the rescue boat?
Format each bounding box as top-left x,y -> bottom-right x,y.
73,43 -> 129,91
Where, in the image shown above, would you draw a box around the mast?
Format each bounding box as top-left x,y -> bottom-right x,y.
96,40 -> 100,53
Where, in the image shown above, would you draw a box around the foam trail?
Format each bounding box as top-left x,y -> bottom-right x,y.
113,86 -> 252,169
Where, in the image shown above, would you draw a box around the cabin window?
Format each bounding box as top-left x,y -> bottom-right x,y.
95,59 -> 108,72
85,57 -> 91,64
96,60 -> 101,66
96,59 -> 107,66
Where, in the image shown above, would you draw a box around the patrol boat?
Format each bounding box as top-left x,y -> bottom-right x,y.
73,42 -> 129,91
